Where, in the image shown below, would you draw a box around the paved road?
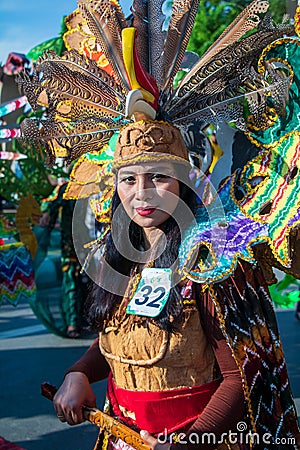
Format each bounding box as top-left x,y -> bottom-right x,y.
0,296 -> 107,450
0,298 -> 299,450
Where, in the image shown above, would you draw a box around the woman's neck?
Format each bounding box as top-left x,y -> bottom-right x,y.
143,227 -> 166,261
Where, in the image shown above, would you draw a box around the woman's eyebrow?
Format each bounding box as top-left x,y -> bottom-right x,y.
119,166 -> 173,175
148,167 -> 173,173
118,170 -> 136,177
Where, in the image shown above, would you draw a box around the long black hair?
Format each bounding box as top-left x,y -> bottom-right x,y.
85,169 -> 198,332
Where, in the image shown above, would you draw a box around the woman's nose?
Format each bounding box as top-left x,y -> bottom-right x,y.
135,176 -> 154,201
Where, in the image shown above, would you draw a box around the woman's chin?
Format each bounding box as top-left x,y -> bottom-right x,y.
132,211 -> 170,228
133,217 -> 162,228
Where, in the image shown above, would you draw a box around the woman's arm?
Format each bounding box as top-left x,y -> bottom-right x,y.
141,288 -> 245,450
53,337 -> 111,425
64,337 -> 110,383
174,289 -> 245,449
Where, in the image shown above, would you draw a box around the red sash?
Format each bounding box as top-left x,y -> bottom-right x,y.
107,372 -> 220,435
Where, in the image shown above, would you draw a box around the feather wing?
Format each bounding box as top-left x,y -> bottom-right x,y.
19,51 -> 125,121
20,116 -> 120,166
78,0 -> 130,91
167,21 -> 294,123
18,47 -> 127,166
161,0 -> 200,96
174,0 -> 270,98
168,26 -> 293,130
131,0 -> 149,72
147,0 -> 167,90
172,77 -> 290,132
39,50 -> 123,96
130,0 -> 167,90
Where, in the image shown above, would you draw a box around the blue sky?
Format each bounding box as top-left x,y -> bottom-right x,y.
0,0 -> 131,65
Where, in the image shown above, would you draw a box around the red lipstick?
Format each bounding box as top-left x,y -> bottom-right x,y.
136,207 -> 156,216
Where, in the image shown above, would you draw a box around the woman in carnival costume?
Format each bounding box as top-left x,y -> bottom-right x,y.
18,0 -> 300,448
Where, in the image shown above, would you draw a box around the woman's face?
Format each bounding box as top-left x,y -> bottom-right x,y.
117,162 -> 180,228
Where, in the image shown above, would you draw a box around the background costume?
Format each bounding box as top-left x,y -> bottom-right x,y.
18,0 -> 300,448
40,182 -> 86,337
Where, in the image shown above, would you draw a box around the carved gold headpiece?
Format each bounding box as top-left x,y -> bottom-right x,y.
113,120 -> 189,169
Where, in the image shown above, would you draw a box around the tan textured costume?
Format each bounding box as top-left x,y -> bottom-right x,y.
100,306 -> 215,392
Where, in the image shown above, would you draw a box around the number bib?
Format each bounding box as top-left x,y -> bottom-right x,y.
126,268 -> 172,317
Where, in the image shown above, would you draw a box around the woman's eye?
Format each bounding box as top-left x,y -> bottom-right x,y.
123,176 -> 136,184
151,173 -> 167,180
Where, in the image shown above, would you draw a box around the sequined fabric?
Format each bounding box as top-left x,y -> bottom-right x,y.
205,260 -> 299,448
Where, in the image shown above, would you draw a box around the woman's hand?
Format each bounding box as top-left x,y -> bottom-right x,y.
53,372 -> 96,425
140,430 -> 171,450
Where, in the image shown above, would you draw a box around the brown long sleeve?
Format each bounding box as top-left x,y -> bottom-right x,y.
172,288 -> 245,449
64,337 -> 110,384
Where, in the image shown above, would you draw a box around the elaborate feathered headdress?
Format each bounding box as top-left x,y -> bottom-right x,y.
17,0 -> 296,222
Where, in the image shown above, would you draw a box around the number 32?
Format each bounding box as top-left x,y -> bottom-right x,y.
134,285 -> 166,308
